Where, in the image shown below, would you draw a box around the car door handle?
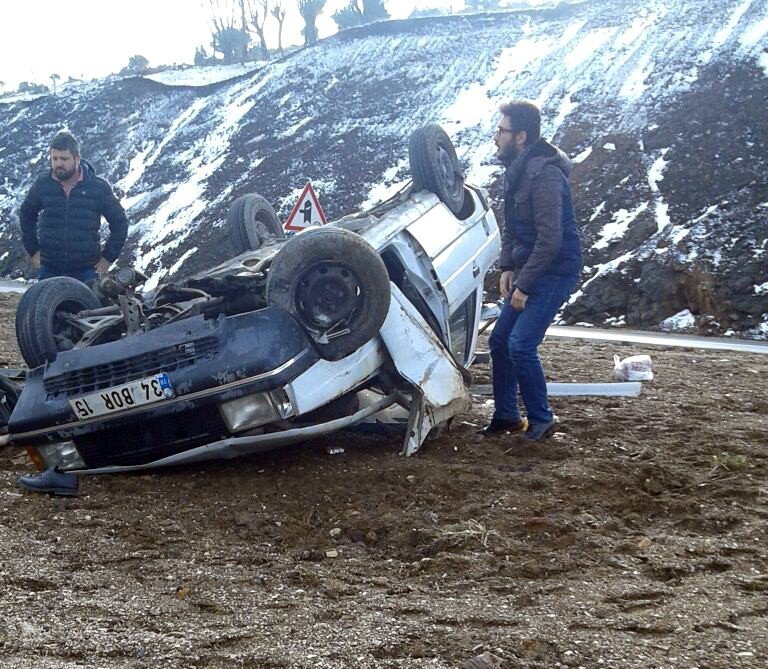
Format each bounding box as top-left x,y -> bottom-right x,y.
473,266 -> 480,277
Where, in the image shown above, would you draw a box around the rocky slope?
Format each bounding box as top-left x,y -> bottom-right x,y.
0,0 -> 766,336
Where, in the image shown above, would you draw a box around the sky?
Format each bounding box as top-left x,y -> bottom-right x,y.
0,0 -> 474,90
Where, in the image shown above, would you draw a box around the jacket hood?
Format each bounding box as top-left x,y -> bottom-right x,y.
524,139 -> 572,178
504,139 -> 571,193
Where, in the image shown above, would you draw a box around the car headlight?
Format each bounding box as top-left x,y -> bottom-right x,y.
219,391 -> 293,432
35,441 -> 86,471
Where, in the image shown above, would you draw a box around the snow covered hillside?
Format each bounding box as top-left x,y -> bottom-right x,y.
0,0 -> 766,336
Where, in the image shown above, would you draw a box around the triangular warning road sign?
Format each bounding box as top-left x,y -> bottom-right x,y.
284,182 -> 328,232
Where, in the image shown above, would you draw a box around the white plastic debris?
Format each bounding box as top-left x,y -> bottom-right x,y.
613,354 -> 653,381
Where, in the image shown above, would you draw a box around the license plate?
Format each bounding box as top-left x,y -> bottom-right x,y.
69,373 -> 174,420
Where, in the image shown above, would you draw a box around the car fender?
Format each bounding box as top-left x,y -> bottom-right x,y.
379,283 -> 470,456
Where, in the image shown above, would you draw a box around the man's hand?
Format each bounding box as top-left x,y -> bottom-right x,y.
511,288 -> 528,311
30,252 -> 40,269
94,257 -> 111,275
500,271 -> 514,300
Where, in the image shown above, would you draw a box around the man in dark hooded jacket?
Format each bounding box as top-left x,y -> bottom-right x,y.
19,130 -> 128,282
484,100 -> 582,442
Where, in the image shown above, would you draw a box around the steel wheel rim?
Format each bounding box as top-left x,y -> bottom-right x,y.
295,262 -> 362,329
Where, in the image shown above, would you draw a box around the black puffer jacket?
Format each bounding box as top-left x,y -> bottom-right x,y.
19,160 -> 128,272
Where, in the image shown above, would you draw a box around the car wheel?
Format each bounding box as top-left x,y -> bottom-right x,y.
15,278 -> 102,368
266,227 -> 391,361
408,123 -> 465,215
228,194 -> 284,255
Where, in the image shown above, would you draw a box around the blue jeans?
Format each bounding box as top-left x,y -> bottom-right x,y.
39,265 -> 98,283
488,273 -> 579,425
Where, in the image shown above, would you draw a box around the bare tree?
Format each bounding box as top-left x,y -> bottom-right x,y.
246,0 -> 270,59
50,73 -> 60,94
333,0 -> 388,30
208,0 -> 251,63
271,0 -> 287,52
297,0 -> 326,46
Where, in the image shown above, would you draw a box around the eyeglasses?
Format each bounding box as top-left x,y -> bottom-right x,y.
494,126 -> 516,137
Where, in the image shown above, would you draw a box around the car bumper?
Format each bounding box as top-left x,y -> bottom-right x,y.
10,307 -> 321,468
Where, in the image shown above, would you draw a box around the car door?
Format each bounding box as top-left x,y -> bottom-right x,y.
404,189 -> 500,365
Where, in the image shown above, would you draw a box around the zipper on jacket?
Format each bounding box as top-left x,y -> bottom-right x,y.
63,184 -> 70,268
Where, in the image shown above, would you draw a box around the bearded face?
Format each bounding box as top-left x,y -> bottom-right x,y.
50,148 -> 79,181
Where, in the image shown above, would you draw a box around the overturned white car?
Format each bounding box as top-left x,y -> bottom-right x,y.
9,125 -> 500,474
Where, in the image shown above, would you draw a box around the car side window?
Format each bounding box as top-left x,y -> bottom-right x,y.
448,291 -> 477,366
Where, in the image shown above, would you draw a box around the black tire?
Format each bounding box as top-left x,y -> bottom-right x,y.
408,123 -> 465,215
266,227 -> 391,361
15,278 -> 102,368
228,194 -> 284,255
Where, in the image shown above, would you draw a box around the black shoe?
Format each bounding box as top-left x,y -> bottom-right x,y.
17,468 -> 79,496
522,419 -> 557,442
480,417 -> 528,436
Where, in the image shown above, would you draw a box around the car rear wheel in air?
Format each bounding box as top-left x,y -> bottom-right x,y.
227,193 -> 285,255
408,123 -> 466,215
266,227 -> 391,361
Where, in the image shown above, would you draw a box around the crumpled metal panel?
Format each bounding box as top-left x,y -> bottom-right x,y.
379,284 -> 470,456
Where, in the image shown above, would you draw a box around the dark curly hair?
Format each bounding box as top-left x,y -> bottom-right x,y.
50,130 -> 80,157
498,100 -> 541,146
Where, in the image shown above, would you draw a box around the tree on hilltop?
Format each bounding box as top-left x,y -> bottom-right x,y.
333,0 -> 389,30
125,55 -> 150,73
297,0 -> 326,45
246,0 -> 270,59
207,0 -> 251,63
271,1 -> 286,52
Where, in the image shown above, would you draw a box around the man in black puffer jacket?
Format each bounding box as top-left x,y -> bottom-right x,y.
19,130 -> 128,282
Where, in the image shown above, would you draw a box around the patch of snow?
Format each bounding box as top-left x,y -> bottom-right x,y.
441,34 -> 557,182
760,52 -> 768,76
0,91 -> 48,105
589,201 -> 605,222
668,225 -> 691,245
660,309 -> 696,332
0,252 -> 8,261
564,27 -> 616,71
740,14 -> 768,48
573,249 -> 638,298
692,204 -> 719,223
572,146 -> 592,164
745,319 -> 768,340
604,315 -> 627,327
755,281 -> 768,295
167,247 -> 198,278
550,86 -> 580,134
603,142 -> 616,151
615,15 -> 657,49
648,149 -> 671,232
700,0 -> 755,65
619,50 -> 653,99
360,158 -> 409,210
116,98 -> 208,196
592,202 -> 649,250
144,63 -> 264,87
280,117 -> 312,139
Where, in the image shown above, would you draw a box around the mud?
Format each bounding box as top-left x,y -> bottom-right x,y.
0,291 -> 766,669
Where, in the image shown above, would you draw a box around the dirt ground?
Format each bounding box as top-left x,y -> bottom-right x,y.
0,290 -> 766,669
